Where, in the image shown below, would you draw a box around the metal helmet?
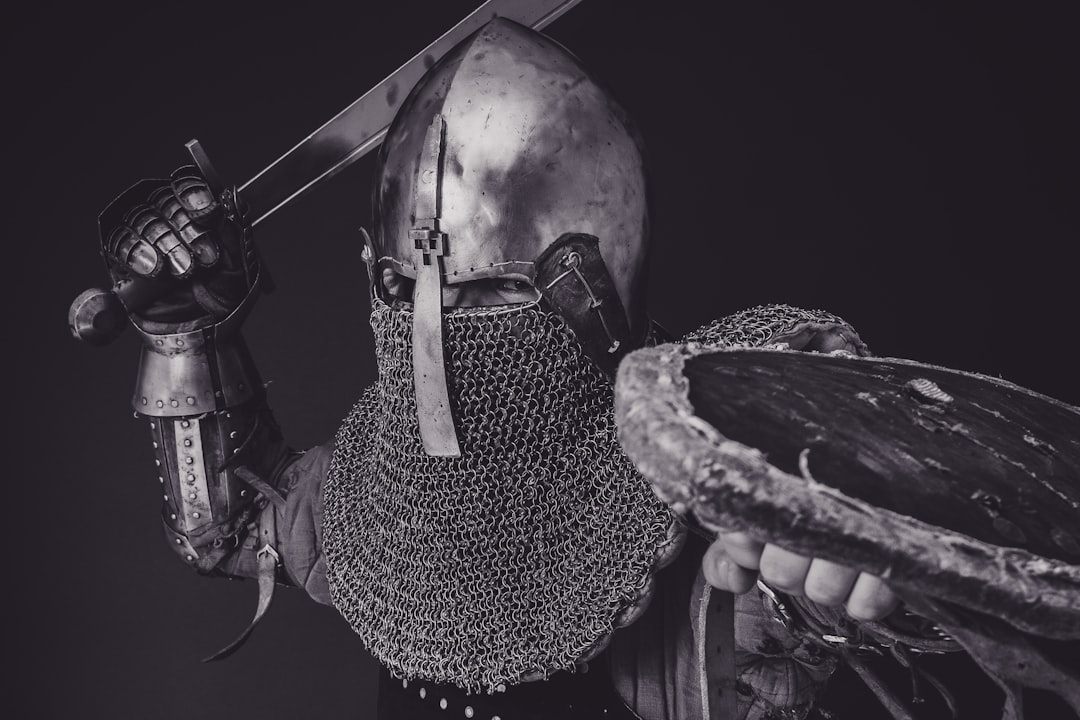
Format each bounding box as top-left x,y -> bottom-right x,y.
370,17 -> 650,456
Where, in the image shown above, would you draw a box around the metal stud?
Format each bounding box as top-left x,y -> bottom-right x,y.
163,495 -> 169,501
170,399 -> 179,408
175,338 -> 184,347
186,396 -> 196,405
154,459 -> 160,467
185,457 -> 195,465
229,431 -> 238,439
170,513 -> 176,520
439,698 -> 447,710
152,442 -> 158,449
149,422 -> 155,430
186,474 -> 195,483
185,555 -> 194,562
175,538 -> 182,545
184,439 -> 192,447
158,476 -> 164,484
192,511 -> 201,519
402,680 -> 408,689
188,492 -> 196,500
181,420 -> 190,429
156,400 -> 164,408
419,688 -> 427,699
464,707 -> 474,718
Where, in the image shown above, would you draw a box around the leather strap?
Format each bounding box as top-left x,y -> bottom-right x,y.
202,499 -> 279,662
702,585 -> 739,720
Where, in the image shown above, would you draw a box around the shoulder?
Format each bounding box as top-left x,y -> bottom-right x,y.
682,304 -> 870,356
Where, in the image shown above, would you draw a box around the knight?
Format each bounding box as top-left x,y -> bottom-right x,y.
85,18 -> 980,720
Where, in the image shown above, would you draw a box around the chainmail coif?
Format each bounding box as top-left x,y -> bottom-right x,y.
324,297 -> 679,693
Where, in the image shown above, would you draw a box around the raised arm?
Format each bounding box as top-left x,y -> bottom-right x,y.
96,166 -> 298,588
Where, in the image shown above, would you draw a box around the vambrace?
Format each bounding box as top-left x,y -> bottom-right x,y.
133,283 -> 293,580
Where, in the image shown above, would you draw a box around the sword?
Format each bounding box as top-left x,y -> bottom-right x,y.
69,0 -> 585,345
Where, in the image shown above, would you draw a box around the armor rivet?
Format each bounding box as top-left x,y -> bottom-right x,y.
229,431 -> 238,439
163,495 -> 169,501
419,688 -> 427,699
156,400 -> 164,408
158,476 -> 164,484
133,411 -> 140,418
175,538 -> 182,545
185,555 -> 194,562
155,339 -> 164,346
192,512 -> 201,519
187,474 -> 195,483
402,680 -> 408,689
233,448 -> 239,454
184,439 -> 193,447
240,490 -> 247,497
152,442 -> 158,449
188,492 -> 196,500
186,396 -> 196,405
226,413 -> 232,419
465,707 -> 474,718
181,420 -> 190,428
439,698 -> 447,710
154,459 -> 161,467
141,398 -> 147,406
185,457 -> 195,465
170,399 -> 179,407
175,338 -> 184,347
493,716 -> 502,720
149,422 -> 155,430
170,514 -> 176,520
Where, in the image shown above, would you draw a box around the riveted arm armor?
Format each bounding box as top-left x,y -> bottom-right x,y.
135,277 -> 294,579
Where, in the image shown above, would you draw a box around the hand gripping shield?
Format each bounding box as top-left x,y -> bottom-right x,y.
614,343 -> 1080,715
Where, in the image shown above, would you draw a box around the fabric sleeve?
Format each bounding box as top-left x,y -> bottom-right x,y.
275,440 -> 335,606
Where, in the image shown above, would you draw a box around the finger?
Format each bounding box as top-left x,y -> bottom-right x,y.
703,541 -> 758,594
846,573 -> 900,620
127,204 -> 194,278
803,558 -> 860,606
715,531 -> 765,571
150,186 -> 219,269
172,167 -> 220,223
758,544 -> 813,595
106,222 -> 162,277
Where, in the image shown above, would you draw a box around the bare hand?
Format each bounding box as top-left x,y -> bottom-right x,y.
703,530 -> 900,620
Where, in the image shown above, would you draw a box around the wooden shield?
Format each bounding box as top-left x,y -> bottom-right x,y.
614,343 -> 1080,640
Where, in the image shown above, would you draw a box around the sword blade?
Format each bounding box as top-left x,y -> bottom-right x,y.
239,0 -> 584,226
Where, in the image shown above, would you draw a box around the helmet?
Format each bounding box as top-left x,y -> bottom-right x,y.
370,17 -> 651,455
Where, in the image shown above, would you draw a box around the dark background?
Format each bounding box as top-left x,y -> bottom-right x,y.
9,1 -> 1078,717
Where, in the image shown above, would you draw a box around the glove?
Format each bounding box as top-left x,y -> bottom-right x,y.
100,166 -> 257,331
